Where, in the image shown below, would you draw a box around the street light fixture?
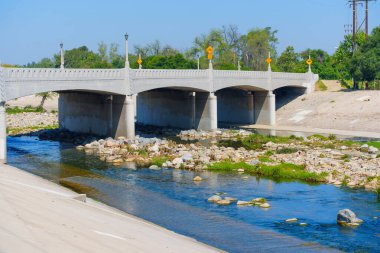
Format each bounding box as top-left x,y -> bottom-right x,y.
124,33 -> 129,40
196,53 -> 200,70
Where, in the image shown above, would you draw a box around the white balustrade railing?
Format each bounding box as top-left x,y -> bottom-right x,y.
132,69 -> 208,79
271,72 -> 308,80
213,70 -> 268,79
4,68 -> 124,80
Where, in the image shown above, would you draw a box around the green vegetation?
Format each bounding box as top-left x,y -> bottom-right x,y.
366,141 -> 380,149
218,134 -> 301,150
150,156 -> 170,167
316,80 -> 327,91
276,147 -> 299,154
208,161 -> 327,183
342,176 -> 350,186
6,105 -> 45,114
7,124 -> 58,135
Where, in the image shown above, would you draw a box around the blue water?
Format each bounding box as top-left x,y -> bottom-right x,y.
7,136 -> 380,253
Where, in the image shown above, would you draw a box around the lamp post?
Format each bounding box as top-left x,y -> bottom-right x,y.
125,33 -> 130,68
60,43 -> 64,69
196,53 -> 200,70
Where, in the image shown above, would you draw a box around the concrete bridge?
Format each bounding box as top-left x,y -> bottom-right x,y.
0,35 -> 318,163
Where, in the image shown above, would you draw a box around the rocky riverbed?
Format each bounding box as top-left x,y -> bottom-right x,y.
7,112 -> 58,135
72,128 -> 380,192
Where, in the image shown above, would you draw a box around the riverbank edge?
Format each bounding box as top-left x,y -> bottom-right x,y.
0,163 -> 223,253
243,124 -> 380,139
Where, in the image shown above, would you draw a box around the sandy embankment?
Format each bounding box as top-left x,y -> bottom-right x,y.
0,164 -> 222,253
275,90 -> 380,134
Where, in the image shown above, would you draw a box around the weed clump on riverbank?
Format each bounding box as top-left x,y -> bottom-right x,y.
6,105 -> 46,114
218,134 -> 302,150
208,161 -> 327,183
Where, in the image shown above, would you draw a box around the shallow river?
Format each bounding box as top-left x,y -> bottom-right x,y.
7,136 -> 380,253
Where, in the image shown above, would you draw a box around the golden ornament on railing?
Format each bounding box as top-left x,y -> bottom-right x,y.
206,46 -> 213,60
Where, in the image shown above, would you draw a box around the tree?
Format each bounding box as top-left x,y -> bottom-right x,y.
53,46 -> 110,68
243,27 -> 278,70
349,27 -> 380,87
276,46 -> 299,72
144,54 -> 196,69
332,31 -> 366,81
98,42 -> 108,62
35,92 -> 57,109
25,58 -> 55,68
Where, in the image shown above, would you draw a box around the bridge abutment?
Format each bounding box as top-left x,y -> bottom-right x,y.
254,91 -> 276,126
0,102 -> 6,164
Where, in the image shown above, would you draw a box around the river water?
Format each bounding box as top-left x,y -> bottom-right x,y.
7,136 -> 380,253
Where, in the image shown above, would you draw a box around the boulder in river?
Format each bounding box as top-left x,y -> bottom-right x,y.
216,199 -> 231,205
259,203 -> 271,208
149,165 -> 160,170
208,195 -> 222,203
237,200 -> 251,206
224,197 -> 237,203
337,209 -> 363,226
193,176 -> 202,181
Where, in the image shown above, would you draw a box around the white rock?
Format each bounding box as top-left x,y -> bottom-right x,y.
237,201 -> 251,206
193,176 -> 202,181
172,157 -> 183,165
368,146 -> 379,154
208,195 -> 222,203
286,218 -> 298,222
259,203 -> 271,208
149,165 -> 160,170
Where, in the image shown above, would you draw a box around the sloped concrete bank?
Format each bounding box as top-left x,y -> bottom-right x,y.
0,163 -> 222,253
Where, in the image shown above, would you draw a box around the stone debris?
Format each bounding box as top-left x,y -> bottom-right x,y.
337,209 -> 363,226
193,176 -> 202,181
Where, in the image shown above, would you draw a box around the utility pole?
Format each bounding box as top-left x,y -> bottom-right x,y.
353,0 -> 357,51
348,0 -> 376,41
365,0 -> 369,38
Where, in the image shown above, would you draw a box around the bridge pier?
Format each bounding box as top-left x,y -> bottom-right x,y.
0,102 -> 6,164
124,95 -> 135,139
254,91 -> 276,126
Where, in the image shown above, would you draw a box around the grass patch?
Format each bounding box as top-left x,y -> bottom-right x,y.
150,156 -> 170,167
366,141 -> 380,149
276,147 -> 299,154
218,134 -> 300,150
6,105 -> 45,114
208,161 -> 327,183
7,124 -> 58,135
307,134 -> 328,141
317,80 -> 327,91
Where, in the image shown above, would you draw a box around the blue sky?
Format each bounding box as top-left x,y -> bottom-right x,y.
1,0 -> 379,65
